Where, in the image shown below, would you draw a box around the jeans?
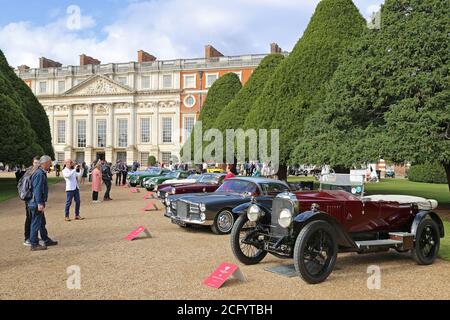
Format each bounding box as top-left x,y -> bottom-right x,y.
24,203 -> 32,241
104,180 -> 112,199
65,189 -> 81,217
29,207 -> 49,246
92,191 -> 98,201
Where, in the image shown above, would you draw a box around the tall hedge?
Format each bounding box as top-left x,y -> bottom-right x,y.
294,0 -> 450,190
244,0 -> 366,179
0,50 -> 54,158
181,72 -> 242,162
214,54 -> 285,132
0,94 -> 43,165
408,162 -> 447,184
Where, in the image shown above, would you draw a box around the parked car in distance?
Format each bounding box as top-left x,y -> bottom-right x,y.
165,177 -> 290,235
229,173 -> 443,284
158,173 -> 226,204
127,167 -> 170,187
158,174 -> 201,188
385,168 -> 395,178
142,170 -> 191,191
206,164 -> 225,173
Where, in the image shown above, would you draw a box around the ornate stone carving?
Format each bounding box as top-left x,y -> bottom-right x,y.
95,104 -> 108,114
75,104 -> 88,111
66,75 -> 132,96
54,105 -> 68,112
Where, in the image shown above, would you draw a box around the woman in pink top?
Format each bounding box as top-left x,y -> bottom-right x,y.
91,162 -> 102,203
224,165 -> 236,181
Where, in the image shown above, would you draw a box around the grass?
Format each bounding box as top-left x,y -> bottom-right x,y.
288,176 -> 450,206
440,221 -> 450,261
0,177 -> 63,203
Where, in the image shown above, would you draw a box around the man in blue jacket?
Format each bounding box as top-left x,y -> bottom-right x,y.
28,155 -> 58,251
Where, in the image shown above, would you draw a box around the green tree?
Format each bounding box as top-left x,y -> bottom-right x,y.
214,54 -> 285,132
295,0 -> 450,190
181,72 -> 242,163
0,50 -> 54,158
244,0 -> 366,179
0,94 -> 43,166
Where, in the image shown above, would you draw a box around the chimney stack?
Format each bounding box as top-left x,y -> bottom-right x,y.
138,50 -> 157,63
17,65 -> 30,72
270,43 -> 282,54
80,54 -> 101,66
205,45 -> 224,59
39,57 -> 62,68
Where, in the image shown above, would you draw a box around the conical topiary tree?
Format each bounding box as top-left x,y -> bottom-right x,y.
214,54 -> 285,132
294,0 -> 450,190
181,72 -> 242,163
244,0 -> 366,179
0,50 -> 54,158
0,94 -> 43,166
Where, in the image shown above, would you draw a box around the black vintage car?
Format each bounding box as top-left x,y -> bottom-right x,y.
164,177 -> 290,235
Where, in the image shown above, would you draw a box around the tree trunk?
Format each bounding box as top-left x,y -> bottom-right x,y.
277,165 -> 288,181
443,161 -> 450,192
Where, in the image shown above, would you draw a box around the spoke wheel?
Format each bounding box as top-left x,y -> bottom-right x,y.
231,215 -> 267,265
294,221 -> 337,284
412,218 -> 440,265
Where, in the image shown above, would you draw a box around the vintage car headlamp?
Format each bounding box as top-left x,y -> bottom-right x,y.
247,204 -> 262,222
278,208 -> 293,228
199,203 -> 206,212
200,212 -> 206,221
166,198 -> 171,206
171,187 -> 176,195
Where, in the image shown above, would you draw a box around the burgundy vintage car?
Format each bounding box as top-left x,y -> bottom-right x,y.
157,173 -> 226,205
230,174 -> 444,284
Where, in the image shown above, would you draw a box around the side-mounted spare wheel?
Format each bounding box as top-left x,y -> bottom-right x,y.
412,217 -> 440,265
294,220 -> 338,284
231,214 -> 267,265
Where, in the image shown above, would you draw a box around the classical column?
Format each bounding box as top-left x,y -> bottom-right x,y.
64,105 -> 73,160
129,102 -> 136,147
85,104 -> 94,164
87,104 -> 93,147
107,103 -> 114,148
127,102 -> 137,165
47,106 -> 55,145
106,103 -> 114,163
67,105 -> 73,147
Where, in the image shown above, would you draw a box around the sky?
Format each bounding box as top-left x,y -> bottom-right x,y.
0,0 -> 384,68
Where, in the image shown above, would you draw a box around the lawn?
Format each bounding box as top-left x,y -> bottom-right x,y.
440,221 -> 450,261
288,177 -> 450,206
0,177 -> 63,203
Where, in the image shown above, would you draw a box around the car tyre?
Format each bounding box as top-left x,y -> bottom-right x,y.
412,218 -> 440,265
211,209 -> 235,235
231,215 -> 267,265
294,220 -> 338,284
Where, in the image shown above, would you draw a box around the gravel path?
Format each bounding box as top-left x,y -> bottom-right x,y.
0,179 -> 449,300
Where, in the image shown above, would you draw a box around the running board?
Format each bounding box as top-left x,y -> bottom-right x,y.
355,239 -> 402,250
355,232 -> 414,252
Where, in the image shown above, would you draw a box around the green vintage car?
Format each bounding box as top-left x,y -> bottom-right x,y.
143,170 -> 191,191
127,167 -> 170,187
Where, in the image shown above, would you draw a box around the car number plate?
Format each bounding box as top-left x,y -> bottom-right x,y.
172,219 -> 186,227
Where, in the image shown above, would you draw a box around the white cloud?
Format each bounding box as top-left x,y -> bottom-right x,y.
3,0 -> 380,68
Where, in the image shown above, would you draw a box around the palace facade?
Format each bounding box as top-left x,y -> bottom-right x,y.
16,44 -> 284,165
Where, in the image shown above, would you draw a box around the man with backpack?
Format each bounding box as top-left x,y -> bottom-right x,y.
27,155 -> 58,251
20,156 -> 40,246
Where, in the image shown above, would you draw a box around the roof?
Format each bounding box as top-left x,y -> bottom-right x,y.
228,176 -> 287,185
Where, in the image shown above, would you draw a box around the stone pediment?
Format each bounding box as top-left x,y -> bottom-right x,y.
64,75 -> 134,96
